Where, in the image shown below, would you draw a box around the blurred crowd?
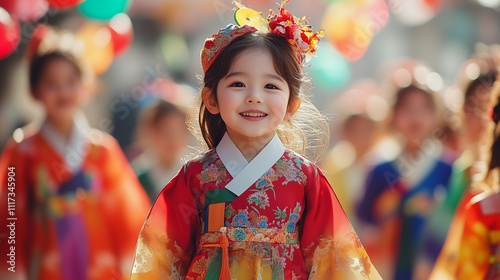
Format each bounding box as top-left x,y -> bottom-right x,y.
0,0 -> 500,280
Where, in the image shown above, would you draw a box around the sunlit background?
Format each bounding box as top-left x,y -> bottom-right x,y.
0,0 -> 499,151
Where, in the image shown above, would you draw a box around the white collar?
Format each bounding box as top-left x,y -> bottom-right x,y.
216,133 -> 249,178
216,132 -> 285,196
394,139 -> 443,188
40,111 -> 90,173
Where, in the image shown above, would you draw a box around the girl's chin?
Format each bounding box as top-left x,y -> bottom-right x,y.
47,110 -> 77,120
230,130 -> 276,139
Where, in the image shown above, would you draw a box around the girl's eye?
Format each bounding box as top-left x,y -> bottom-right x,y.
230,82 -> 245,87
264,84 -> 279,90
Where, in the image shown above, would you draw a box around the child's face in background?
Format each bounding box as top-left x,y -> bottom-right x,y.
464,84 -> 492,144
33,58 -> 84,122
211,47 -> 294,140
150,113 -> 188,165
393,89 -> 436,147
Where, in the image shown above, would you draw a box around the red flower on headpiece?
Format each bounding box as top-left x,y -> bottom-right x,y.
267,0 -> 324,65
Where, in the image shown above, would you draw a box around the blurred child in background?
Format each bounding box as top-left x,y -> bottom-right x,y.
429,53 -> 499,279
437,75 -> 500,279
133,99 -> 190,202
0,35 -> 151,279
357,66 -> 453,279
320,81 -> 386,225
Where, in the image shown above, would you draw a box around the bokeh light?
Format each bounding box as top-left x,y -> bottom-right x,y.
309,42 -> 351,91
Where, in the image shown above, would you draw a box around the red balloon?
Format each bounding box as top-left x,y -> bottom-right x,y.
0,0 -> 49,22
107,13 -> 133,56
47,0 -> 83,9
0,8 -> 21,59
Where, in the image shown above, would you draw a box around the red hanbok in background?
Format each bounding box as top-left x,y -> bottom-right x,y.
0,115 -> 151,280
130,133 -> 381,279
455,191 -> 500,279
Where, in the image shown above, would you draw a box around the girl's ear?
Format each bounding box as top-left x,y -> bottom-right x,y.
202,87 -> 219,114
284,97 -> 301,120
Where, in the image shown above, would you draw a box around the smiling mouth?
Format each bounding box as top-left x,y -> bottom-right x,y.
239,112 -> 268,117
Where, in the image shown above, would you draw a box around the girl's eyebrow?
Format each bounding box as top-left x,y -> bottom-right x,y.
224,71 -> 246,79
225,71 -> 285,83
265,73 -> 285,83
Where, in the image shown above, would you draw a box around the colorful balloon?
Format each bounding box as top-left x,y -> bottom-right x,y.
309,42 -> 350,91
0,7 -> 21,59
47,0 -> 84,9
77,23 -> 114,74
78,0 -> 131,20
0,0 -> 48,22
107,13 -> 133,56
322,0 -> 388,62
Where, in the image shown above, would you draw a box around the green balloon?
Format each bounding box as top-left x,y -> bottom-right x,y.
310,43 -> 350,92
78,0 -> 131,20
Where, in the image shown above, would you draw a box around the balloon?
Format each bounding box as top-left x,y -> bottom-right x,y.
0,7 -> 21,59
47,0 -> 84,9
159,32 -> 189,73
392,0 -> 442,26
77,23 -> 114,74
322,0 -> 388,62
0,0 -> 48,22
309,43 -> 350,92
107,13 -> 133,56
78,0 -> 131,20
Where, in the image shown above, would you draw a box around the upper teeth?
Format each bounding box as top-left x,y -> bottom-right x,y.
241,112 -> 266,117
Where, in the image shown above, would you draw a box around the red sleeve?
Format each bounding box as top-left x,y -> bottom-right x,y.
129,165 -> 200,279
97,136 -> 152,277
300,164 -> 381,279
455,196 -> 490,279
0,139 -> 30,279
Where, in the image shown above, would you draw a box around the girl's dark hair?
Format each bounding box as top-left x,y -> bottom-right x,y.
149,100 -> 186,126
199,31 -> 303,149
474,75 -> 500,192
393,84 -> 436,111
487,92 -> 500,180
29,51 -> 82,94
463,72 -> 496,113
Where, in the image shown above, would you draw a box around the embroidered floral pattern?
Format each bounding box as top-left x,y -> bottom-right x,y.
130,149 -> 380,279
247,191 -> 271,209
232,210 -> 250,227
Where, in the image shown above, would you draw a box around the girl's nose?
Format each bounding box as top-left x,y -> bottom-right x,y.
245,89 -> 263,104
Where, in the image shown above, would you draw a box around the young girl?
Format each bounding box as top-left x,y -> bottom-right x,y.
356,80 -> 453,279
0,47 -> 151,279
451,78 -> 500,279
425,60 -> 497,279
130,2 -> 380,279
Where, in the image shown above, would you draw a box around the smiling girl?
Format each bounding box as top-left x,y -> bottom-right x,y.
129,2 -> 380,280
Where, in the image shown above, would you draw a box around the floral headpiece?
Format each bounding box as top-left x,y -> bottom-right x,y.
201,0 -> 324,73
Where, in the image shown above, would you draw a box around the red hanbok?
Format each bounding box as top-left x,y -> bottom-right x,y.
130,133 -> 380,279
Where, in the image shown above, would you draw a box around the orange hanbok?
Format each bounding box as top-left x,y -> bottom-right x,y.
0,117 -> 151,280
